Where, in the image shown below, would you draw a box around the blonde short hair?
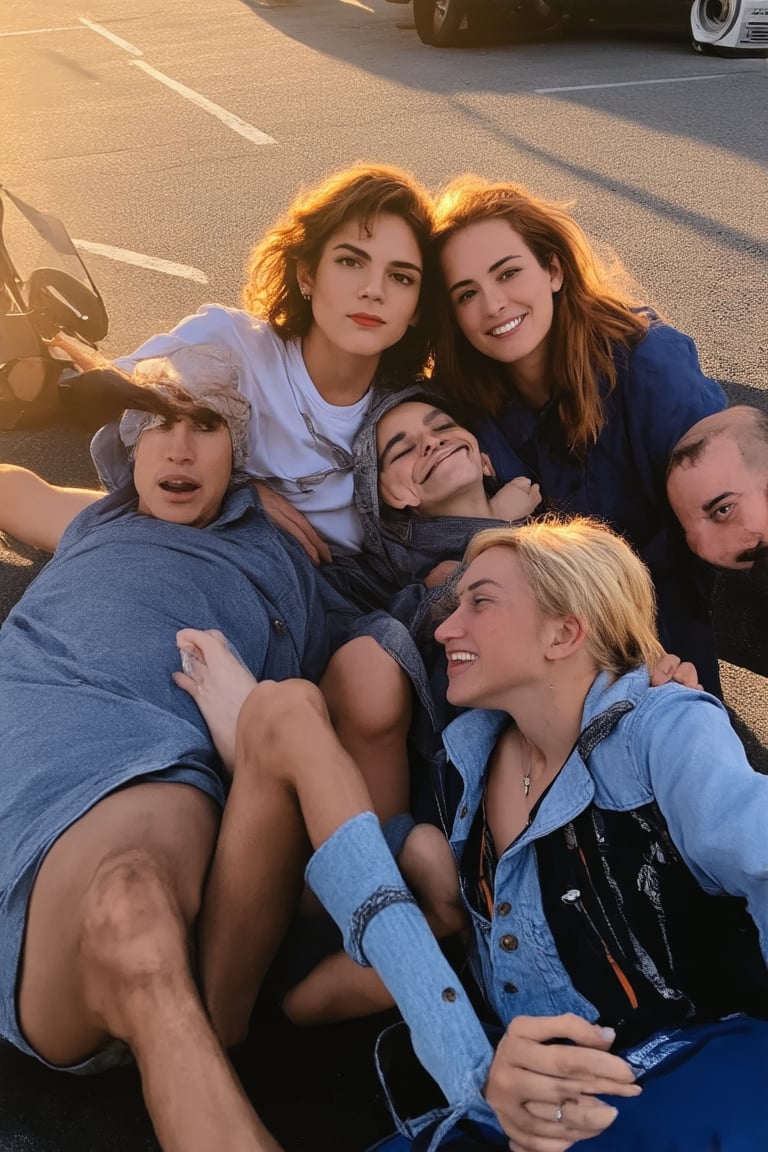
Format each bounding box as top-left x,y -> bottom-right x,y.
464,517 -> 664,679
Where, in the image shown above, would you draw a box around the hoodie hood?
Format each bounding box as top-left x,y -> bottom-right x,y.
351,384 -> 505,585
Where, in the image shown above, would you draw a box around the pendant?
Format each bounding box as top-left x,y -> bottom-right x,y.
523,772 -> 531,798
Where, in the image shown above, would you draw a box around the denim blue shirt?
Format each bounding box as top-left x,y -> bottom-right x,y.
437,670 -> 768,1031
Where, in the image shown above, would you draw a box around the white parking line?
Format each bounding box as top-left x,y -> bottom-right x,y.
130,60 -> 277,145
536,74 -> 732,93
0,26 -> 81,37
73,239 -> 209,283
77,17 -> 143,56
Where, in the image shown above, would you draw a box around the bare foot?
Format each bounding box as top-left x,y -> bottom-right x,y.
174,629 -> 257,773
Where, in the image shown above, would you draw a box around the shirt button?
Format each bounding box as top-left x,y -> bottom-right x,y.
496,901 -> 511,917
503,982 -> 518,994
441,987 -> 457,1002
459,805 -> 468,819
500,934 -> 518,952
271,618 -> 288,635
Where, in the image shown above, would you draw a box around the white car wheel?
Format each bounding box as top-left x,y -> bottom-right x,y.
690,0 -> 742,47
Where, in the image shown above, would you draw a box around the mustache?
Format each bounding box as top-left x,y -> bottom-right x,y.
736,542 -> 768,564
751,553 -> 768,593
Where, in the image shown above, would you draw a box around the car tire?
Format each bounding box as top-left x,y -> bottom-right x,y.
413,0 -> 468,46
689,0 -> 741,52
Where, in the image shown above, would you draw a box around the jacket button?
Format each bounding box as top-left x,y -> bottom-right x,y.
500,934 -> 518,952
271,618 -> 288,635
503,982 -> 518,994
496,901 -> 511,916
459,805 -> 468,819
441,987 -> 457,1002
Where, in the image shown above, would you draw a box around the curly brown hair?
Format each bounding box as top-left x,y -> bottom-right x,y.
430,176 -> 651,456
242,164 -> 435,387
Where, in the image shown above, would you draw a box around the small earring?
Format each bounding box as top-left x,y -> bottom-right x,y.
302,292 -> 311,302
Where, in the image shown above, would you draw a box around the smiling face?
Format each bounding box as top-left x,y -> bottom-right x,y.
435,545 -> 555,710
668,433 -> 768,570
376,401 -> 493,516
440,217 -> 563,389
299,213 -> 423,366
133,412 -> 233,528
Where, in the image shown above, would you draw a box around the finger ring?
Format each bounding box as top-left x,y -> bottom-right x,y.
554,1106 -> 564,1123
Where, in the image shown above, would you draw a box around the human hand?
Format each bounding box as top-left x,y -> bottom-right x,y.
489,477 -> 542,523
649,652 -> 702,690
423,560 -> 460,588
253,482 -> 332,565
484,1014 -> 641,1152
50,332 -> 113,373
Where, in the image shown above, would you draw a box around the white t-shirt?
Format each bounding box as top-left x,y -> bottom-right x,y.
114,306 -> 371,553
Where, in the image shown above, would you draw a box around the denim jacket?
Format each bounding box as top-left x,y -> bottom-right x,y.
433,669 -> 768,1037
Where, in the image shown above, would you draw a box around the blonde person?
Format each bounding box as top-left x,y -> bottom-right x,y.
174,518 -> 768,1152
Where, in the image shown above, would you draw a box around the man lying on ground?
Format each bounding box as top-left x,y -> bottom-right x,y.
0,345 -> 384,1152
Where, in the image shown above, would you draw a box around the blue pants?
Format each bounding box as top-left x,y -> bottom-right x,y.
367,1017 -> 768,1152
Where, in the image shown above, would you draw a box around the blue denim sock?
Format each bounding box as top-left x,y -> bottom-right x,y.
305,811 -> 493,1107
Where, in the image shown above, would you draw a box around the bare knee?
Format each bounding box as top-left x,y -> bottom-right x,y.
80,849 -> 190,999
237,678 -> 330,761
321,639 -> 411,741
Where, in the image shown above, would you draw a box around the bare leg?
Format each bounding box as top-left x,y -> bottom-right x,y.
176,631 -> 376,840
174,628 -> 310,1045
319,637 -> 412,822
174,629 -> 413,1042
18,783 -> 282,1152
174,632 -> 494,1107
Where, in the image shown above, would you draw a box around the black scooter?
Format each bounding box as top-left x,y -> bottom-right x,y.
0,186 -> 168,433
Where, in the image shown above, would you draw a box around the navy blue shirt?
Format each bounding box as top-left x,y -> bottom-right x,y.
473,322 -> 727,692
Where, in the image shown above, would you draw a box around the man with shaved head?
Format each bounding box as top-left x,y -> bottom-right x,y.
667,406 -> 768,586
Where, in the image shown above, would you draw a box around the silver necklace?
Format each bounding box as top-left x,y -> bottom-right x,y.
522,737 -> 532,798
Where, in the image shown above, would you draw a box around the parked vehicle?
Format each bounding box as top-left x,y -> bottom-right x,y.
0,185 -> 108,430
391,0 -> 768,54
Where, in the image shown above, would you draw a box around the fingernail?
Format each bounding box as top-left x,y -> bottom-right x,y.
597,1026 -> 616,1041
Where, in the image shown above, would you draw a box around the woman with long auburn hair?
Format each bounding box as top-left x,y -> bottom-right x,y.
428,176 -> 727,695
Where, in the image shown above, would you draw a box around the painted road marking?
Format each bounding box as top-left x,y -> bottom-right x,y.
536,74 -> 732,93
130,60 -> 277,145
77,17 -> 143,56
0,26 -> 81,37
73,239 -> 208,283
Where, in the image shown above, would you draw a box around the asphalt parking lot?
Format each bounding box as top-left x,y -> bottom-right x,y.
1,1 -> 767,1149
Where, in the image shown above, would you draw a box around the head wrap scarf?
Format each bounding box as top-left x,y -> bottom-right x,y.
118,344 -> 251,471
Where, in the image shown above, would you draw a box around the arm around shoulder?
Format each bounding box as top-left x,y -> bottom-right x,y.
0,464 -> 101,553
